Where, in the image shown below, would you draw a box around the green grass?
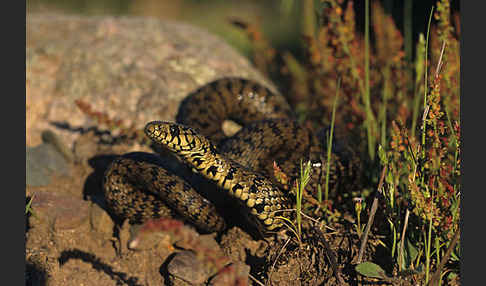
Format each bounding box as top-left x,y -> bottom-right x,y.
275,159 -> 311,247
323,77 -> 340,207
49,0 -> 460,284
422,8 -> 435,283
276,0 -> 460,284
363,0 -> 376,161
295,160 -> 312,243
26,195 -> 34,215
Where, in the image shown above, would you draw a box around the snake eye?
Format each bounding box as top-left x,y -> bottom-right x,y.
169,125 -> 179,136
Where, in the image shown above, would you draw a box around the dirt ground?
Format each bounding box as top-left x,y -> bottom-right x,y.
25,13 -> 376,286
25,131 -> 425,286
25,12 -> 460,286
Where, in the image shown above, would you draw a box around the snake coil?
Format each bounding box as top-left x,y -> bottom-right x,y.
103,77 -> 361,235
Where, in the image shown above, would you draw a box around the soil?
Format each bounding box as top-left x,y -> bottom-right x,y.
25,131 -> 420,286
25,12 -> 427,286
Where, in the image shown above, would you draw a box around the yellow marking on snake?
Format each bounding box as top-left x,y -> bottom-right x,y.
144,121 -> 291,232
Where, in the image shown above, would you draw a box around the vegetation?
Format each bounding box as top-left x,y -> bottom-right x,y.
70,0 -> 460,284
239,0 -> 460,284
26,195 -> 35,215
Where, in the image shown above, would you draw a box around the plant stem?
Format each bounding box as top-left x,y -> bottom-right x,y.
325,77 -> 340,207
427,230 -> 460,286
435,237 -> 441,285
398,209 -> 410,271
381,66 -> 390,147
296,160 -> 311,244
364,0 -> 375,160
425,218 -> 433,283
404,0 -> 413,91
301,0 -> 316,39
26,195 -> 35,215
421,7 -> 435,185
411,34 -> 425,139
357,165 -> 387,263
390,220 -> 397,258
296,164 -> 303,241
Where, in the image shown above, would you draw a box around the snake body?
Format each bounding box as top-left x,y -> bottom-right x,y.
103,77 -> 360,235
144,121 -> 290,232
103,152 -> 226,232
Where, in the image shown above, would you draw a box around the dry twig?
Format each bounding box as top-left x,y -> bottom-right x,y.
357,165 -> 387,263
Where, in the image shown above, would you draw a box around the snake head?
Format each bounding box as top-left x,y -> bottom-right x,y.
145,121 -> 210,152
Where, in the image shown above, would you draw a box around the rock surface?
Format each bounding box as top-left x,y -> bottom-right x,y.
26,143 -> 71,187
26,12 -> 270,286
29,190 -> 90,231
26,13 -> 277,150
167,251 -> 212,285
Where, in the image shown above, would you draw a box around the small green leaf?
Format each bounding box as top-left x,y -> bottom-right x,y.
385,170 -> 394,185
447,272 -> 457,280
414,33 -> 426,86
378,144 -> 388,165
405,237 -> 419,266
355,262 -> 389,279
26,195 -> 35,215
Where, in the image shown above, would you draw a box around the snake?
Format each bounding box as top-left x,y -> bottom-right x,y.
103,77 -> 361,236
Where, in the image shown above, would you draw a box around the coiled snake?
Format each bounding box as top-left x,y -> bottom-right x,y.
103,78 -> 360,236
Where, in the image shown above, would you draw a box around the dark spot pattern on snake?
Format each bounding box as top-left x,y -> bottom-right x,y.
103,77 -> 362,235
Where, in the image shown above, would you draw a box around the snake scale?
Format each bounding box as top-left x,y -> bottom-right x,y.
103,77 -> 361,236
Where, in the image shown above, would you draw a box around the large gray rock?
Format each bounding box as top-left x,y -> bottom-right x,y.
26,143 -> 70,187
26,13 -> 277,149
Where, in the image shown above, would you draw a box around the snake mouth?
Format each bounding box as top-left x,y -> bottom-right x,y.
145,121 -> 204,152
